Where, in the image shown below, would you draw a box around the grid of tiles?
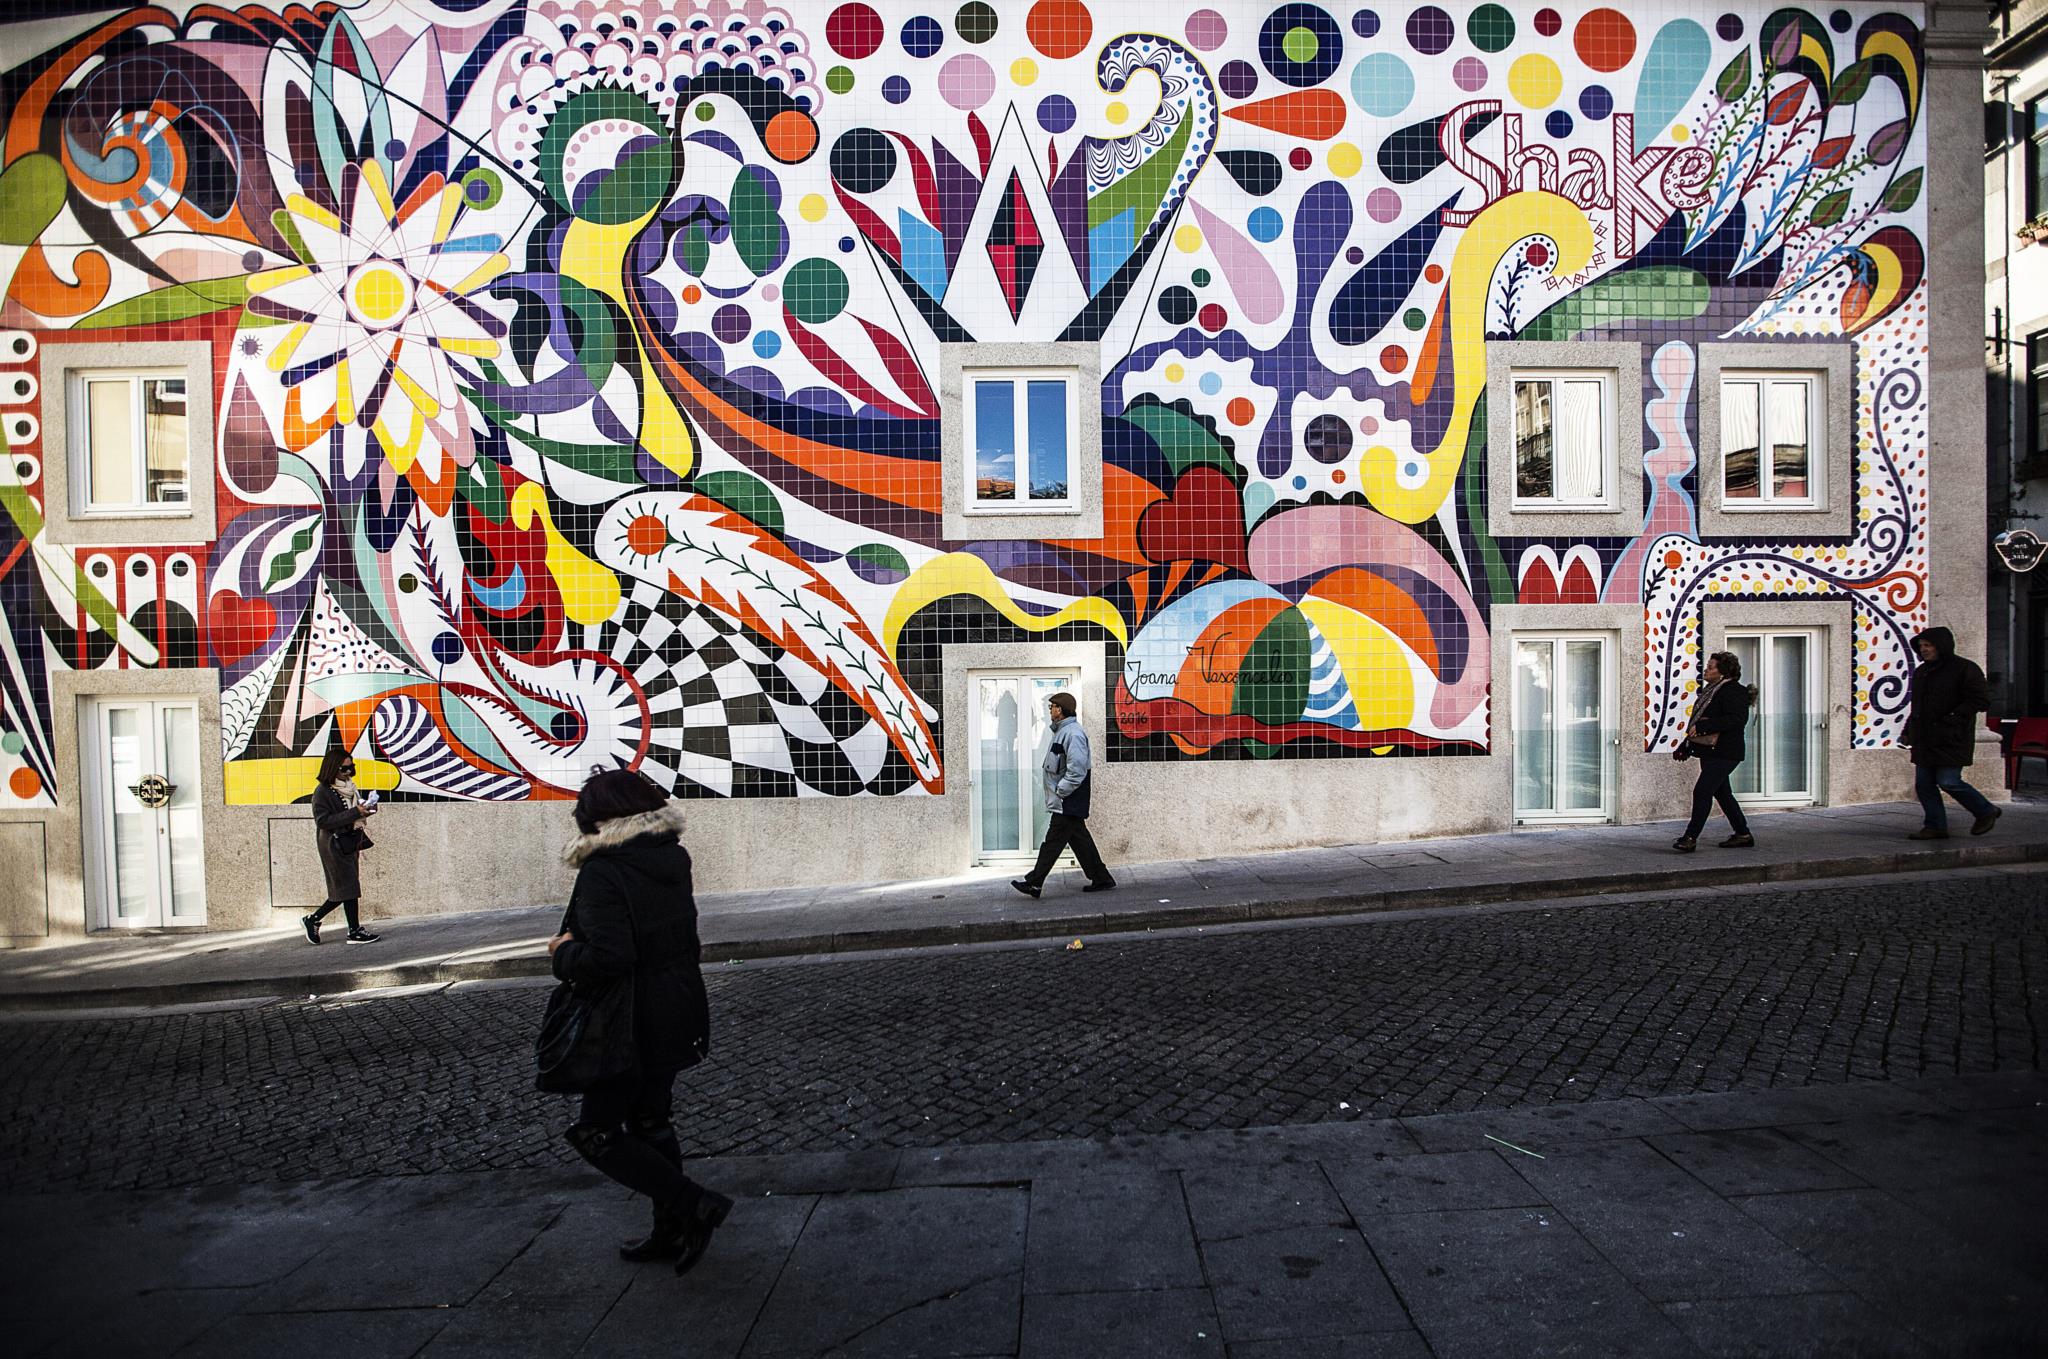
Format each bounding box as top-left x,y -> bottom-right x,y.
0,1 -> 1932,808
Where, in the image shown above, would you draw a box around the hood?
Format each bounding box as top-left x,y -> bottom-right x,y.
1911,627 -> 1955,662
563,802 -> 687,866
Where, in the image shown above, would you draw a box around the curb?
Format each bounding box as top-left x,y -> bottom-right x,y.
3,842 -> 2042,1014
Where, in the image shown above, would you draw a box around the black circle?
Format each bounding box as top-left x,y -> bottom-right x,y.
398,573 -> 420,593
1305,413 -> 1354,464
1258,3 -> 1344,89
957,1 -> 997,42
829,128 -> 897,195
1158,287 -> 1198,326
130,557 -> 148,576
170,558 -> 190,577
90,559 -> 109,577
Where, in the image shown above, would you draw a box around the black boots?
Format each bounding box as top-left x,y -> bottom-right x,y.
615,1188 -> 733,1272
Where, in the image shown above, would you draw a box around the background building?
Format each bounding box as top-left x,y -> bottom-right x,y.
0,1 -> 1989,940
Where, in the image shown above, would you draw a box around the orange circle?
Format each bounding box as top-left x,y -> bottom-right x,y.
1026,0 -> 1091,59
1331,469 -> 1346,485
1663,549 -> 1684,568
1573,9 -> 1636,74
1225,397 -> 1255,426
8,766 -> 40,799
1379,345 -> 1409,373
764,110 -> 818,163
626,514 -> 669,557
681,285 -> 702,305
1423,264 -> 1444,284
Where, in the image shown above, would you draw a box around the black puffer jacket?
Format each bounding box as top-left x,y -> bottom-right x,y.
1902,627 -> 1989,768
1688,679 -> 1753,764
552,804 -> 709,1073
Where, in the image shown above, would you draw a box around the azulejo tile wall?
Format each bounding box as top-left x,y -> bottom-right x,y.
0,1 -> 1930,812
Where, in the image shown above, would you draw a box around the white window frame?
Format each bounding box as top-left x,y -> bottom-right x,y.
1509,630 -> 1618,825
962,367 -> 1078,515
1508,369 -> 1617,511
68,368 -> 192,517
1716,370 -> 1824,511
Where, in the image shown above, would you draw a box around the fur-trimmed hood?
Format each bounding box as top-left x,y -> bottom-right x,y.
562,802 -> 686,866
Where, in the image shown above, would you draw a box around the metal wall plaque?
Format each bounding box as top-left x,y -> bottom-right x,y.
130,774 -> 174,809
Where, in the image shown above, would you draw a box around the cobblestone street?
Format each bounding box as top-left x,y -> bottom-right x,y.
4,868 -> 2041,1195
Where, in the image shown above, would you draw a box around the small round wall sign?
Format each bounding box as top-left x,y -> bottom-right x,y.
130,774 -> 174,809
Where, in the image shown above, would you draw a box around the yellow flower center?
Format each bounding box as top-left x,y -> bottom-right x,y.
349,262 -> 411,327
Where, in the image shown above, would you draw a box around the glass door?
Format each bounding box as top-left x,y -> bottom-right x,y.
1512,635 -> 1615,822
1726,631 -> 1821,805
85,698 -> 206,927
969,671 -> 1075,864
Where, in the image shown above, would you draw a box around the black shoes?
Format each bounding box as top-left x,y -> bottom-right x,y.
1972,808 -> 2002,836
1719,834 -> 1755,849
619,1200 -> 688,1262
674,1190 -> 733,1276
1907,827 -> 1949,841
1014,877 -> 1117,896
1672,837 -> 1697,853
1010,879 -> 1041,899
345,928 -> 380,943
301,915 -> 321,944
1082,878 -> 1118,892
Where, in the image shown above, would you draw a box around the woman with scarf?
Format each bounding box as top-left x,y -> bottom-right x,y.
1672,651 -> 1757,853
303,748 -> 381,943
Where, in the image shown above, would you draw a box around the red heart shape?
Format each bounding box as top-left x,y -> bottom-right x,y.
207,592 -> 276,667
1137,466 -> 1248,572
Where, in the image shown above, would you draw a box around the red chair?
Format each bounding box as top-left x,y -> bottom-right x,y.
2006,717 -> 2048,789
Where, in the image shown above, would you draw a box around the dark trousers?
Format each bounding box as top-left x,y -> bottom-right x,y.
1914,764 -> 1993,830
311,897 -> 360,929
568,1065 -> 706,1210
1024,812 -> 1111,887
1682,758 -> 1751,839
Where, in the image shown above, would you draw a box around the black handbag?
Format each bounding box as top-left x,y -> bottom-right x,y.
534,896 -> 642,1093
334,826 -> 371,853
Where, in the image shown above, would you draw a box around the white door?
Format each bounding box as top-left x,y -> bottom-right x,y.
1512,635 -> 1615,823
969,671 -> 1077,865
1726,631 -> 1822,805
84,698 -> 206,927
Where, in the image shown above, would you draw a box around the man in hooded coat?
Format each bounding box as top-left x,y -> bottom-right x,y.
1901,626 -> 2000,840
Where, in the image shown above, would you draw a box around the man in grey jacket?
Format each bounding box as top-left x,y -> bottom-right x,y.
1011,691 -> 1116,898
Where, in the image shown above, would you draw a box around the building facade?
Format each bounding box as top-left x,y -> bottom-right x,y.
1988,0 -> 2048,719
0,1 -> 1990,941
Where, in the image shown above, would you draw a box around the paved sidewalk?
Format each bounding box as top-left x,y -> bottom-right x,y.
2,801 -> 2043,1009
10,1072 -> 2044,1357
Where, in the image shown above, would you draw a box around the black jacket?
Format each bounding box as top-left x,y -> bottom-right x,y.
1903,627 -> 1989,768
310,783 -> 366,901
1687,679 -> 1752,764
553,804 -> 710,1073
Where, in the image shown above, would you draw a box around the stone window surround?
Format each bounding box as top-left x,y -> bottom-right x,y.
1489,602 -> 1643,826
941,341 -> 1102,542
39,338 -> 217,547
1485,341 -> 1645,538
1700,598 -> 1855,804
1697,341 -> 1853,540
939,639 -> 1106,863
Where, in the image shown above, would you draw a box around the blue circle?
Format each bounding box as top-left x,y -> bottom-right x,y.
1351,10 -> 1380,39
1037,94 -> 1076,134
1199,372 -> 1223,396
902,15 -> 944,57
1544,110 -> 1573,139
1291,475 -> 1309,490
753,331 -> 782,358
838,236 -> 856,252
1578,85 -> 1613,121
883,75 -> 911,104
1247,206 -> 1284,243
1349,52 -> 1414,119
431,631 -> 463,665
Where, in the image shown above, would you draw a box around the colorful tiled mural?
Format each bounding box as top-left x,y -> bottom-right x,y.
0,1 -> 1929,811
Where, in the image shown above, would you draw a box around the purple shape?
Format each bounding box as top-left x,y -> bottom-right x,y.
1715,14 -> 1742,41
1579,84 -> 1613,120
1037,94 -> 1077,133
1352,10 -> 1380,39
1405,6 -> 1454,55
712,304 -> 752,343
883,74 -> 911,103
1220,59 -> 1259,99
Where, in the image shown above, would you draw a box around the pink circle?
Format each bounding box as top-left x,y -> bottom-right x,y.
1453,57 -> 1487,91
1359,415 -> 1380,435
761,284 -> 780,303
1366,188 -> 1402,223
1185,9 -> 1227,51
939,53 -> 995,110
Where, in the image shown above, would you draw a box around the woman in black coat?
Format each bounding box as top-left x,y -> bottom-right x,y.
303,748 -> 380,944
1673,651 -> 1756,852
1901,626 -> 1998,839
548,769 -> 729,1273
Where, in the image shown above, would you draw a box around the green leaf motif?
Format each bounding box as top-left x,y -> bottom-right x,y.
1715,49 -> 1751,103
1831,59 -> 1874,105
264,522 -> 320,591
846,543 -> 910,582
1881,169 -> 1923,213
77,278 -> 251,330
694,471 -> 786,537
1808,191 -> 1851,228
